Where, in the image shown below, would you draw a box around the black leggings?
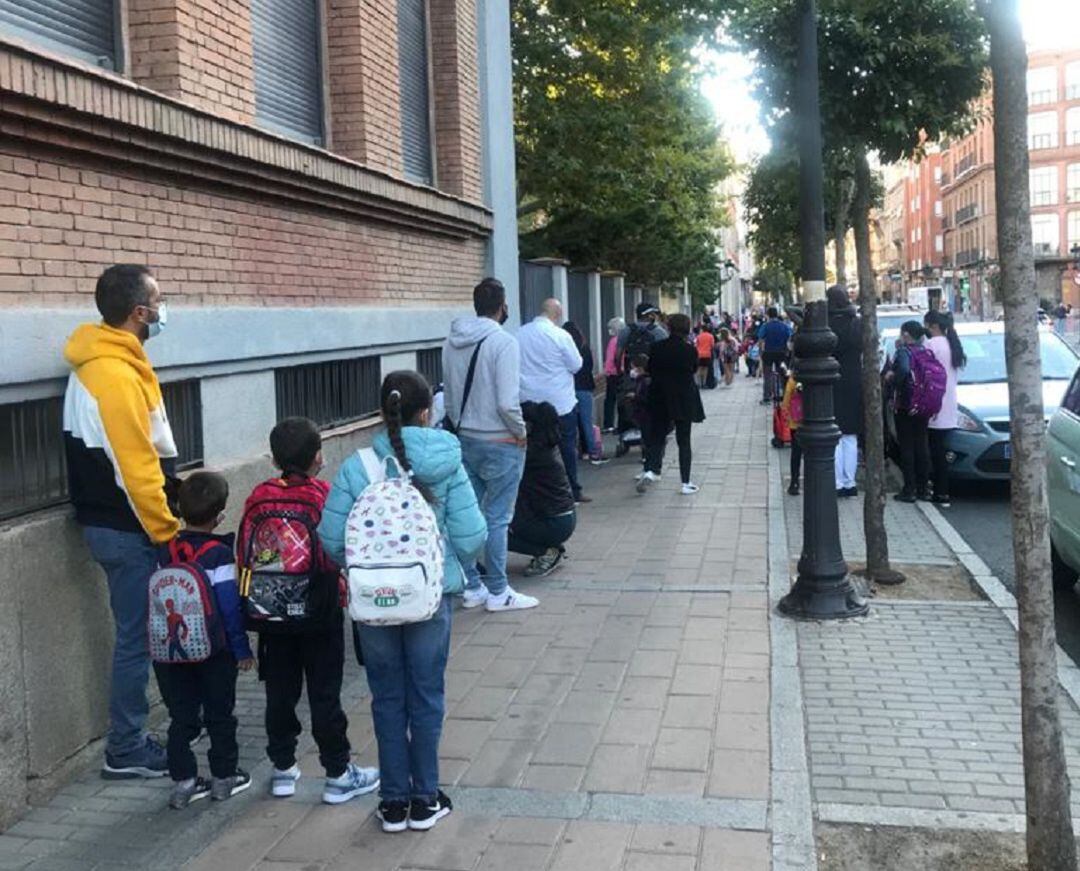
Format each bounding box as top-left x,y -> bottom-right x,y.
644,413 -> 693,484
896,412 -> 930,497
790,431 -> 803,482
928,428 -> 950,498
508,512 -> 577,557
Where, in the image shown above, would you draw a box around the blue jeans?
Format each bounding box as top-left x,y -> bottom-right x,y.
356,598 -> 451,802
574,390 -> 600,457
83,526 -> 161,757
558,412 -> 582,500
460,437 -> 525,596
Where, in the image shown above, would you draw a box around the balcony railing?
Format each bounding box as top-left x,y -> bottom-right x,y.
1029,89 -> 1057,106
1030,133 -> 1058,150
941,215 -> 952,229
956,204 -> 979,225
956,155 -> 977,177
1068,131 -> 1080,146
1034,243 -> 1061,258
956,248 -> 983,267
1068,187 -> 1080,204
940,173 -> 952,187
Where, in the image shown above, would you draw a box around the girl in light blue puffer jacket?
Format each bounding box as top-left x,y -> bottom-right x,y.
317,371 -> 486,833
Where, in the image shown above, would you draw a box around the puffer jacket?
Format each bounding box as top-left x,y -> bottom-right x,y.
317,427 -> 487,594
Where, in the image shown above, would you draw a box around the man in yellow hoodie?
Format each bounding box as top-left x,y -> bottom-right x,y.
64,264 -> 180,779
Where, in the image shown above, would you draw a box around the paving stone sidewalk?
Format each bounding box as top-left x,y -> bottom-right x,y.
0,377 -> 778,871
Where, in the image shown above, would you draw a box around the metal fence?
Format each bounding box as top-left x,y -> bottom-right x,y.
519,260 -> 554,322
567,270 -> 592,352
623,285 -> 635,320
601,276 -> 617,328
275,355 -> 381,429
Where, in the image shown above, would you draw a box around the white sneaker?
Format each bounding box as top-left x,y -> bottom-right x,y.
633,470 -> 660,482
270,764 -> 301,797
636,471 -> 658,494
681,482 -> 700,495
462,587 -> 489,609
485,586 -> 539,612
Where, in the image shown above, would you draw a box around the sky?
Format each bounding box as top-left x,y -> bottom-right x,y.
702,0 -> 1080,166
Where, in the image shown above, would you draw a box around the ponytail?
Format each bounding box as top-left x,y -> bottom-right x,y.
380,373 -> 436,504
925,310 -> 966,369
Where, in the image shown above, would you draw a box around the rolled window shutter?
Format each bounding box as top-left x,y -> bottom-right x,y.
251,0 -> 324,145
397,0 -> 433,185
0,0 -> 116,69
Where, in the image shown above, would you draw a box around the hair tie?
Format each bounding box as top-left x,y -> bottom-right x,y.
389,389 -> 402,400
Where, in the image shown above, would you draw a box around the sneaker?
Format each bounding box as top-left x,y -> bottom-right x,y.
893,492 -> 917,504
102,736 -> 168,780
932,494 -> 951,507
916,492 -> 932,502
461,586 -> 489,610
408,790 -> 453,831
680,482 -> 700,495
788,481 -> 800,496
636,471 -> 658,494
589,457 -> 610,466
169,777 -> 211,809
211,769 -> 252,801
575,495 -> 593,504
485,586 -> 539,612
524,548 -> 563,578
323,762 -> 380,805
270,764 -> 301,797
377,799 -> 410,833
837,487 -> 858,498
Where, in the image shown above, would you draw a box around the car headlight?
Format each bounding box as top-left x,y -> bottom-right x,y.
956,409 -> 982,432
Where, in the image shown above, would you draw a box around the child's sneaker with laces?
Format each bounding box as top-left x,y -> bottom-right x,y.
270,764 -> 301,797
485,586 -> 539,612
322,762 -> 380,804
376,799 -> 410,833
408,790 -> 453,831
169,777 -> 211,809
211,768 -> 252,801
461,586 -> 489,609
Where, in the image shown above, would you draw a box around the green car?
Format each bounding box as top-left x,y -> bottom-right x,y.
1047,369 -> 1080,588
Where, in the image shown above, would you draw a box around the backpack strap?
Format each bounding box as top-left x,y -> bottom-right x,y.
358,448 -> 387,486
169,538 -> 219,565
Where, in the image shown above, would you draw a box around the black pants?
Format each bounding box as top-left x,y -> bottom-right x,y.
644,411 -> 693,484
509,512 -> 577,557
762,351 -> 787,401
258,613 -> 351,778
603,375 -> 620,430
155,653 -> 238,781
928,428 -> 951,498
896,412 -> 930,497
790,431 -> 803,482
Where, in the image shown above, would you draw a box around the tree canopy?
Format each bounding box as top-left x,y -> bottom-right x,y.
512,0 -> 734,299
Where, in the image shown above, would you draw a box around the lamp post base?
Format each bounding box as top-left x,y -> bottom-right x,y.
778,575 -> 869,620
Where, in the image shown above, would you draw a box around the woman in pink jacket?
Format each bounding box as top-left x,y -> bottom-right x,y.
923,310 -> 966,507
602,317 -> 625,432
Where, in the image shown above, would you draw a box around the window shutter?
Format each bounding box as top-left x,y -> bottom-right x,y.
397,0 -> 433,185
251,0 -> 324,145
0,0 -> 117,69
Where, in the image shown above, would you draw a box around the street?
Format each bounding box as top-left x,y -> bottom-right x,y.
932,481 -> 1080,669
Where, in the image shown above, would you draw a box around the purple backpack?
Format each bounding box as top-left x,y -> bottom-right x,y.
905,344 -> 947,418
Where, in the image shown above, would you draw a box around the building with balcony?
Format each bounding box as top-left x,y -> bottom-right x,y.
900,147 -> 946,290
0,0 -> 519,826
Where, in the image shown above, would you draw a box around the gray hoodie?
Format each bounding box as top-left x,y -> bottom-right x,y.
442,316 -> 526,441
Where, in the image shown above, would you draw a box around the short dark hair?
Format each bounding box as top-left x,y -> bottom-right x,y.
767,306 -> 779,319
270,417 -> 322,475
95,265 -> 154,327
178,471 -> 229,526
668,313 -> 691,338
473,277 -> 506,317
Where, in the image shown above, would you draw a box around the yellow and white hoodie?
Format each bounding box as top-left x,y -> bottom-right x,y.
63,323 -> 180,543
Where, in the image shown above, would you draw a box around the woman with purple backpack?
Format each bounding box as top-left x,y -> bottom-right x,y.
923,311 -> 966,507
885,320 -> 946,503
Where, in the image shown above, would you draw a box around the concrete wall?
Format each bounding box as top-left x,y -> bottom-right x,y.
0,421 -> 379,829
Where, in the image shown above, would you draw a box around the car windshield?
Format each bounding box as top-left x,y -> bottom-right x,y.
877,313 -> 919,334
958,332 -> 1079,384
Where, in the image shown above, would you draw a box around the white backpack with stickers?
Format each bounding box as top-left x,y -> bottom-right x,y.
345,448 -> 445,625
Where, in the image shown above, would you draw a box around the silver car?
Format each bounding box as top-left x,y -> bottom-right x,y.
881,322 -> 1079,482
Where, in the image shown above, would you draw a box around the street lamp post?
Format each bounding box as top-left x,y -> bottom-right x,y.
718,259 -> 738,317
778,0 -> 868,620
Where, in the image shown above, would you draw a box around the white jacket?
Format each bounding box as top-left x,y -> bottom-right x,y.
518,317 -> 583,416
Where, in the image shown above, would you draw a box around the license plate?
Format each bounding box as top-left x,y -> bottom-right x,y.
1003,442 -> 1011,460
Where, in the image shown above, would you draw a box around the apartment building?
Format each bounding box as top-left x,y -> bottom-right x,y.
899,148 -> 946,291
0,0 -> 518,825
876,163 -> 908,300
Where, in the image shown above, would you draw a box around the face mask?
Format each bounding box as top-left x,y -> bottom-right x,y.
498,305 -> 509,326
144,303 -> 167,340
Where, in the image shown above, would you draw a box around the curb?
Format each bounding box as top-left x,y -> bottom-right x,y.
767,447 -> 818,871
917,500 -> 1080,717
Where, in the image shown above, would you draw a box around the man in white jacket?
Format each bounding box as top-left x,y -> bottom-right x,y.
443,278 -> 537,612
518,298 -> 586,502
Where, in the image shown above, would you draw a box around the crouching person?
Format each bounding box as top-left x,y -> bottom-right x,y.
318,371 -> 487,833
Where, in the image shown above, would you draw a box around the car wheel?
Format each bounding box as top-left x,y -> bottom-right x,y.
1051,544 -> 1078,592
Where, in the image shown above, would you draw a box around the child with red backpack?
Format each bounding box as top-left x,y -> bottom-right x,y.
149,471 -> 254,809
237,418 -> 379,804
885,320 -> 947,503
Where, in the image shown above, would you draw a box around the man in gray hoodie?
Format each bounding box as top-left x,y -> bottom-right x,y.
442,278 -> 537,612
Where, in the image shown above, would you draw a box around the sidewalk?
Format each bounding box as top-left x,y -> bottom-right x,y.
0,376 -> 779,871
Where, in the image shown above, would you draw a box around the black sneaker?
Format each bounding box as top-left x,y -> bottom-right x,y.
377,800 -> 410,833
787,481 -> 800,496
408,790 -> 453,831
932,494 -> 951,507
169,777 -> 212,809
916,492 -> 932,502
894,492 -> 917,504
211,768 -> 252,801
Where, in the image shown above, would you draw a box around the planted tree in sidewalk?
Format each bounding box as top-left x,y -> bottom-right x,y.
985,0 -> 1078,865
729,0 -> 986,585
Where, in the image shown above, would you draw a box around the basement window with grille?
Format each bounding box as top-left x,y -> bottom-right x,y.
416,347 -> 443,388
275,356 -> 381,429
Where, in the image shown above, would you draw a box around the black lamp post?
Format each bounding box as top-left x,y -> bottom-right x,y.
778,0 -> 868,620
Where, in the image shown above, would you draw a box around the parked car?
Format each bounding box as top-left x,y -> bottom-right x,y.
1047,372 -> 1080,588
881,322 -> 1079,483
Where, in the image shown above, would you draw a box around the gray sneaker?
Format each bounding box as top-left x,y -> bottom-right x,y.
271,764 -> 301,797
169,777 -> 211,809
211,768 -> 251,801
323,762 -> 380,805
102,736 -> 168,780
524,548 -> 563,578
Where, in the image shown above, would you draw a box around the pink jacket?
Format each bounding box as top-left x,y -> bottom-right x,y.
604,335 -> 620,376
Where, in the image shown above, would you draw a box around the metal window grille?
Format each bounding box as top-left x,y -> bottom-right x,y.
0,0 -> 118,69
601,276 -> 616,327
416,347 -> 443,388
519,261 -> 554,322
275,356 -> 381,429
0,396 -> 68,521
623,286 -> 635,320
398,0 -> 434,184
251,0 -> 325,144
160,379 -> 204,470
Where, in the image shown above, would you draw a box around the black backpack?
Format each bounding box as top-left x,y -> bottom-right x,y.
623,324 -> 653,372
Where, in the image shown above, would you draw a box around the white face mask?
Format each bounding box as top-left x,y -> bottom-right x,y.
145,302 -> 168,339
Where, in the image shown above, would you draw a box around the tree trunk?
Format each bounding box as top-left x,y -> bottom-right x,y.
989,2 -> 1078,867
854,149 -> 903,587
834,177 -> 854,287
